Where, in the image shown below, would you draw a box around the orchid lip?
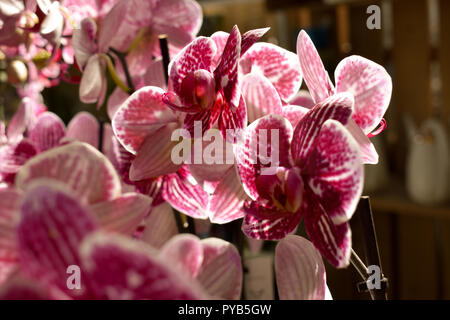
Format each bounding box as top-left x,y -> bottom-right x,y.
367,118 -> 387,138
162,93 -> 204,114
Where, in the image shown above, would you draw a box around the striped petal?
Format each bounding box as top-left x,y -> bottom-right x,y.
79,231 -> 204,299
112,86 -> 178,155
207,166 -> 247,224
289,90 -> 315,109
275,235 -> 326,300
335,55 -> 392,135
297,30 -> 334,103
305,120 -> 363,224
196,237 -> 242,300
141,202 -> 178,249
0,273 -> 52,300
303,195 -> 352,269
160,234 -> 203,277
214,25 -> 241,109
240,27 -> 270,56
17,181 -> 98,298
241,73 -> 282,123
241,42 -> 302,102
0,139 -> 37,184
169,37 -> 216,96
162,170 -> 209,219
28,112 -> 66,152
346,118 -> 379,164
236,115 -> 293,200
129,122 -> 182,180
218,95 -> 247,140
281,105 -> 309,128
16,142 -> 121,204
211,31 -> 229,68
291,93 -> 354,167
90,193 -> 152,235
65,112 -> 99,148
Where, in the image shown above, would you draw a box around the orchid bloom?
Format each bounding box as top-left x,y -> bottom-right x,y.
0,180 -> 242,299
236,93 -> 364,268
297,30 -> 392,164
0,142 -> 153,285
275,235 -> 332,300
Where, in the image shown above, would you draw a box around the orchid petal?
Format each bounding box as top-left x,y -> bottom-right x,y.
236,114 -> 293,200
275,235 -> 326,300
169,37 -> 216,96
296,30 -> 334,103
107,87 -> 130,120
214,25 -> 241,108
196,238 -> 242,300
0,139 -> 37,184
79,54 -> 106,105
218,95 -> 247,141
40,2 -> 64,45
207,166 -> 247,224
242,209 -> 302,240
241,73 -> 282,123
90,193 -> 152,235
129,123 -> 182,180
16,142 -> 121,204
346,118 -> 379,164
79,231 -> 204,299
72,18 -> 97,70
281,105 -> 309,128
112,86 -> 178,155
291,93 -> 354,167
160,234 -> 203,277
305,119 -> 363,224
289,90 -> 315,109
141,202 -> 178,249
240,27 -> 270,56
66,112 -> 100,148
7,100 -> 31,142
335,55 -> 392,135
162,170 -> 209,219
17,181 -> 98,298
28,112 -> 66,152
210,31 -> 229,68
241,42 -> 302,102
0,272 -> 52,300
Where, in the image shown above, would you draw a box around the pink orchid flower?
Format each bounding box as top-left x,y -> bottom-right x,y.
297,30 -> 392,164
0,180 -> 242,299
163,26 -> 268,138
275,235 -> 332,300
236,93 -> 364,268
0,141 -> 153,286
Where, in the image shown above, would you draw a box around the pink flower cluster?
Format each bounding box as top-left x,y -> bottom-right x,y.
0,0 -> 392,300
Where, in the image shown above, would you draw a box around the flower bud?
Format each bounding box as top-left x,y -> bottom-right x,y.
7,60 -> 28,84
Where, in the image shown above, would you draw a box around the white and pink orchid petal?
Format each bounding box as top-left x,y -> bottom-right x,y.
143,58 -> 167,89
211,31 -> 229,68
79,231 -> 205,299
79,54 -> 106,104
303,197 -> 352,269
169,37 -> 217,96
17,181 -> 98,298
196,237 -> 242,300
241,73 -> 282,123
141,202 -> 178,249
346,118 -> 379,164
305,119 -> 363,224
242,209 -> 302,240
335,55 -> 392,135
207,166 -> 247,224
129,123 -> 182,180
236,114 -> 293,200
0,0 -> 24,17
0,272 -> 52,300
162,171 -> 209,219
160,234 -> 203,277
90,193 -> 152,235
112,86 -> 178,155
65,112 -> 100,148
275,235 -> 326,300
7,100 -> 31,142
72,18 -> 97,70
107,87 -> 129,120
240,27 -> 270,56
214,25 -> 241,108
39,1 -> 64,45
296,30 -> 334,103
281,105 -> 309,128
28,112 -> 66,152
0,139 -> 37,184
241,42 -> 302,102
289,90 -> 315,109
152,0 -> 202,48
15,142 -> 121,204
291,92 -> 354,166
218,95 -> 247,141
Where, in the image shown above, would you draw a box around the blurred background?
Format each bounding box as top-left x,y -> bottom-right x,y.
3,0 -> 449,299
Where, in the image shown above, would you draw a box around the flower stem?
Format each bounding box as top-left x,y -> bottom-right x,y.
108,47 -> 135,93
158,35 -> 170,85
98,53 -> 130,94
